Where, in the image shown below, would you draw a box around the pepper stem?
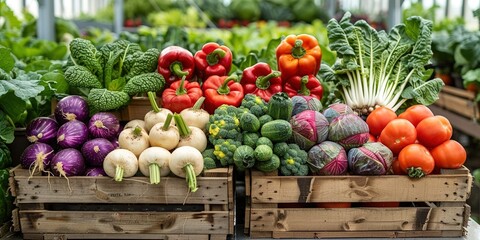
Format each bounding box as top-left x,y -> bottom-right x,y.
173,113 -> 191,138
256,71 -> 281,90
298,76 -> 311,96
292,39 -> 306,59
176,76 -> 188,95
184,163 -> 198,192
162,113 -> 173,131
406,167 -> 426,178
192,97 -> 205,110
114,165 -> 125,182
148,91 -> 161,113
206,48 -> 226,66
217,75 -> 237,95
171,62 -> 189,77
149,163 -> 161,184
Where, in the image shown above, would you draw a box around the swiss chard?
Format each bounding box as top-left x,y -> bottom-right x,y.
320,12 -> 444,115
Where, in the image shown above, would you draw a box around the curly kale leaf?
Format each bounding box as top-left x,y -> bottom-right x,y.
64,65 -> 102,89
123,72 -> 165,96
125,48 -> 161,80
87,88 -> 130,113
69,38 -> 103,78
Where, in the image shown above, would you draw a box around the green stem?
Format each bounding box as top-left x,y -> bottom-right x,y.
406,167 -> 426,178
114,165 -> 124,182
149,163 -> 161,184
256,71 -> 281,90
173,113 -> 191,138
184,163 -> 198,192
6,115 -> 15,128
217,75 -> 237,95
206,48 -> 226,66
175,76 -> 188,95
291,40 -> 306,59
132,126 -> 143,137
171,62 -> 189,77
162,113 -> 173,131
148,91 -> 160,113
297,75 -> 311,96
192,97 -> 205,110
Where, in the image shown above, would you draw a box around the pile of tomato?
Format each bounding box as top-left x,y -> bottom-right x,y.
366,105 -> 466,177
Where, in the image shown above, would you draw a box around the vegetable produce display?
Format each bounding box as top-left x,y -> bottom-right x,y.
10,11 -> 472,215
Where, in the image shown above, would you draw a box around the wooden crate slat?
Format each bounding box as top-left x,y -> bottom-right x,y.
19,210 -> 229,235
269,230 -> 465,239
249,207 -> 466,232
12,169 -> 229,204
251,173 -> 471,203
26,233 -> 215,240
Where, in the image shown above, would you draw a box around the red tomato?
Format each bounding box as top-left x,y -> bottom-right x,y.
398,143 -> 435,178
390,158 -> 405,175
416,115 -> 452,148
360,202 -> 400,207
378,119 -> 417,155
398,105 -> 434,127
314,202 -> 351,208
430,140 -> 467,169
366,106 -> 397,137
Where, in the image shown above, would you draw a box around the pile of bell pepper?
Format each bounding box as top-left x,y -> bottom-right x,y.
0,142 -> 13,225
157,34 -> 323,114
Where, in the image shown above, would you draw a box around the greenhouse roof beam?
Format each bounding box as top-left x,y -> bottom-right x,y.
114,0 -> 124,35
387,0 -> 403,30
37,0 -> 55,41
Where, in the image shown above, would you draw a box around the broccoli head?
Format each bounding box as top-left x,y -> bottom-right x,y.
241,94 -> 268,117
208,105 -> 242,143
213,139 -> 242,166
280,148 -> 309,176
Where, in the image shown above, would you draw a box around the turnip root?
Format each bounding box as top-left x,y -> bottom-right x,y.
170,146 -> 203,192
124,119 -> 146,130
149,113 -> 179,150
103,149 -> 138,182
144,92 -> 174,132
173,113 -> 207,152
138,147 -> 171,184
118,126 -> 149,157
180,97 -> 210,132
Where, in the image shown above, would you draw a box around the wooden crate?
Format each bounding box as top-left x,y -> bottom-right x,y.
434,85 -> 479,120
9,166 -> 234,240
245,167 -> 473,238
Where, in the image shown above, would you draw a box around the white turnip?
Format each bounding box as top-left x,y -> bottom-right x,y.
103,149 -> 138,182
173,113 -> 207,152
170,146 -> 203,192
118,126 -> 149,157
124,119 -> 146,131
138,147 -> 171,184
179,97 -> 210,132
149,113 -> 179,150
144,92 -> 174,132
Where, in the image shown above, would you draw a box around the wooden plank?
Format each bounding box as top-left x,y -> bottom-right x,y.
26,233 -> 212,240
120,97 -> 155,121
442,94 -> 478,119
12,169 -> 229,204
250,173 -> 471,203
227,167 -> 234,234
269,230 -> 465,239
249,207 -> 466,232
442,85 -> 476,99
19,210 -> 230,235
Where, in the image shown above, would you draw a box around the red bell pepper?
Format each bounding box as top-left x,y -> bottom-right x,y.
276,34 -> 322,81
202,74 -> 244,114
162,76 -> 203,113
240,62 -> 283,102
158,46 -> 195,86
284,75 -> 323,100
194,42 -> 233,82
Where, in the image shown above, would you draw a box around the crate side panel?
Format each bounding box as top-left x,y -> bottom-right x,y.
251,174 -> 471,203
18,210 -> 230,235
13,170 -> 228,204
249,207 -> 466,232
269,230 -> 464,239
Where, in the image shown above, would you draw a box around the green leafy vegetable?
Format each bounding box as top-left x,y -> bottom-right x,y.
320,12 -> 444,115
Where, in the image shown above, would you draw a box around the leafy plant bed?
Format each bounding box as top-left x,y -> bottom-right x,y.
434,85 -> 479,121
9,165 -> 234,240
245,168 -> 472,238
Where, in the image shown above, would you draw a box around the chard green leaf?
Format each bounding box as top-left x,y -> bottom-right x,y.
41,71 -> 69,94
0,110 -> 14,144
0,79 -> 44,100
0,48 -> 15,73
401,78 -> 444,105
0,91 -> 26,124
